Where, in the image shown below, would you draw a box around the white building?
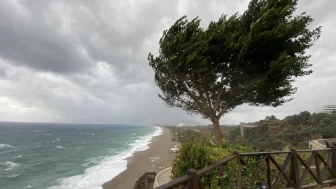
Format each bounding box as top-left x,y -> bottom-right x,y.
177,123 -> 185,127
316,105 -> 336,114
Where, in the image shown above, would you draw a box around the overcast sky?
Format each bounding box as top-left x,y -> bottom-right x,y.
0,0 -> 335,125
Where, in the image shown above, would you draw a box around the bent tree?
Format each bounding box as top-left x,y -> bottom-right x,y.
148,0 -> 321,142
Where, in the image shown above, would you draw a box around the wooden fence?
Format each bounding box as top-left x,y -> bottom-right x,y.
155,146 -> 336,189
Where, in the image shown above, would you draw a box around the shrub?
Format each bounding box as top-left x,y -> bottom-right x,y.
171,142 -> 257,189
176,129 -> 210,143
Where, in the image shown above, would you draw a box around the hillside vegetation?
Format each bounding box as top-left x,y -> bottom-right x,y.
229,111 -> 336,151
167,111 -> 336,188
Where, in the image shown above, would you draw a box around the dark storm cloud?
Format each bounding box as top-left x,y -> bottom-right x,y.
0,0 -> 91,73
0,0 -> 180,77
0,0 -> 335,124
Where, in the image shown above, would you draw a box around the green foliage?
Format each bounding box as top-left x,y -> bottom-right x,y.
265,115 -> 277,121
174,128 -> 210,143
283,111 -> 336,139
284,111 -> 312,125
172,142 -> 256,188
169,123 -> 335,188
310,113 -> 329,125
230,110 -> 336,151
148,0 -> 321,140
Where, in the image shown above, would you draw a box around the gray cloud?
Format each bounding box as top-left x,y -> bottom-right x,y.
0,0 -> 335,125
0,0 -> 91,73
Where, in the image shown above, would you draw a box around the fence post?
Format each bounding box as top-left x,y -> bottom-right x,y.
332,147 -> 336,184
233,151 -> 242,189
290,149 -> 300,188
314,152 -> 322,184
188,168 -> 198,189
266,155 -> 272,189
326,141 -> 336,187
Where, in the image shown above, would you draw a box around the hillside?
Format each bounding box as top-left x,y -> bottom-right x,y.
229,111 -> 336,151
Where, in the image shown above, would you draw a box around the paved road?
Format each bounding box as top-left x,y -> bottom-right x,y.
156,167 -> 172,186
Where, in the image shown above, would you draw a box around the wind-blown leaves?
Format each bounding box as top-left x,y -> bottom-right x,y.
148,0 -> 321,141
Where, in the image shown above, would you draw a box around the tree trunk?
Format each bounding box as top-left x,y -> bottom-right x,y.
212,117 -> 223,144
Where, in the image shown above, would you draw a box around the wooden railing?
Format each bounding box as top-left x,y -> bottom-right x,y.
155,147 -> 336,189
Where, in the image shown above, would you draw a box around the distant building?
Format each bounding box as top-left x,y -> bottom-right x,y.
309,138 -> 336,150
315,105 -> 336,114
177,123 -> 185,127
240,122 -> 259,138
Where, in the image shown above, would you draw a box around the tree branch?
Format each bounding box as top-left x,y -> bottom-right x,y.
180,80 -> 213,117
194,79 -> 215,114
217,104 -> 228,118
205,90 -> 214,112
214,74 -> 225,111
169,94 -> 208,117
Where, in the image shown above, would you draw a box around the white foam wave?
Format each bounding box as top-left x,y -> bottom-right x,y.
1,161 -> 21,171
49,126 -> 163,189
7,173 -> 19,178
0,144 -> 15,149
55,146 -> 65,149
12,155 -> 23,159
129,126 -> 163,151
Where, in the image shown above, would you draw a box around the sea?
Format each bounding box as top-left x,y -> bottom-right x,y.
0,122 -> 162,189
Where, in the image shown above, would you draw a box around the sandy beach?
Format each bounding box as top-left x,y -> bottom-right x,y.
102,127 -> 178,189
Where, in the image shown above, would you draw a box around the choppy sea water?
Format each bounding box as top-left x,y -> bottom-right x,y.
0,122 -> 162,189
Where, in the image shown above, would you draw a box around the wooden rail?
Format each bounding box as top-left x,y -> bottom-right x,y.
155,147 -> 336,189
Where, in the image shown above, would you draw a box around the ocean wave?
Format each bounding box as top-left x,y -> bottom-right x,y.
129,126 -> 163,151
12,155 -> 23,159
7,173 -> 20,178
0,161 -> 21,171
52,138 -> 61,143
76,147 -> 83,150
49,153 -> 132,189
82,157 -> 100,167
49,126 -> 163,189
0,144 -> 15,149
55,146 -> 65,149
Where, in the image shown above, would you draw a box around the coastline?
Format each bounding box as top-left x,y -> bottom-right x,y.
102,127 -> 178,189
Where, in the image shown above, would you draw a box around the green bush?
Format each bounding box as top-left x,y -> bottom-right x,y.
171,142 -> 329,188
171,142 -> 258,189
177,129 -> 210,143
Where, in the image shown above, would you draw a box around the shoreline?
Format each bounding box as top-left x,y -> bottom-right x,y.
102,127 -> 178,189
